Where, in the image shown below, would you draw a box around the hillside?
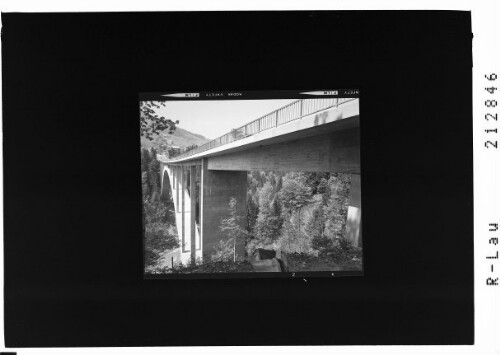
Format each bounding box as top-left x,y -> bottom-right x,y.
141,126 -> 211,151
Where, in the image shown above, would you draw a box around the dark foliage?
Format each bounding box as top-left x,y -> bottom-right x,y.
140,101 -> 178,140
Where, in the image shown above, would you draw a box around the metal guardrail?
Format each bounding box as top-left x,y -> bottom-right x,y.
169,97 -> 357,161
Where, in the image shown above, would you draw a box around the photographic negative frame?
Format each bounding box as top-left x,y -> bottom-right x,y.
140,89 -> 363,279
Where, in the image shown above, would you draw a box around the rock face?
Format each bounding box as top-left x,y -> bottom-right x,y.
251,258 -> 282,272
250,248 -> 288,272
253,248 -> 276,261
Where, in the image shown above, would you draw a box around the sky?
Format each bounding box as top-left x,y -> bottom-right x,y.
156,99 -> 297,139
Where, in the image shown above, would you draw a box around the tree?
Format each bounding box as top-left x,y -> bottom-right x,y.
144,222 -> 179,267
211,239 -> 235,263
141,148 -> 151,172
219,197 -> 248,262
307,205 -> 332,255
140,101 -> 179,140
167,146 -> 181,158
268,173 -> 277,188
184,144 -> 198,153
303,172 -> 330,194
143,200 -> 179,268
246,194 -> 259,233
147,152 -> 161,201
317,177 -> 329,194
278,173 -> 312,236
280,217 -> 302,253
248,182 -> 283,254
323,173 -> 352,250
252,199 -> 282,252
306,205 -> 325,240
141,171 -> 150,200
274,174 -> 283,193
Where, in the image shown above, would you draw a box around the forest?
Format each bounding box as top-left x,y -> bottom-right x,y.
141,147 -> 179,272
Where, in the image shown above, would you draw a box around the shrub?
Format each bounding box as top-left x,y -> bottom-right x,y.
144,222 -> 179,268
143,199 -> 179,268
211,239 -> 235,262
166,258 -> 253,274
311,234 -> 334,256
336,234 -> 353,253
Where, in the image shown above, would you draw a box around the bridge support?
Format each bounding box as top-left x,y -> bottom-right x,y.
175,166 -> 180,212
190,165 -> 197,264
200,158 -> 247,260
346,173 -> 362,248
181,166 -> 186,251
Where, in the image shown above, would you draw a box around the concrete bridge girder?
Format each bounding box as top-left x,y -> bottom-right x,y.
166,99 -> 359,165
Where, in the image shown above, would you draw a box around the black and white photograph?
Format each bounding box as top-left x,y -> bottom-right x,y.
2,7 -> 483,350
140,90 -> 361,276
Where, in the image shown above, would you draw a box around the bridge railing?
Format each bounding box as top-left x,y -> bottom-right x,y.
169,97 -> 356,161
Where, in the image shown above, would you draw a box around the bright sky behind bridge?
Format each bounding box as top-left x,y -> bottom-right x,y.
156,99 -> 297,140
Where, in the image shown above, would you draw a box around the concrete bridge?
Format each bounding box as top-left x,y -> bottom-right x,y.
158,98 -> 361,266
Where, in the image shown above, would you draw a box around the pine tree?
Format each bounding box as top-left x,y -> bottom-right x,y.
219,197 -> 248,261
317,177 -> 329,194
268,173 -> 277,188
307,205 -> 332,255
141,148 -> 151,172
247,194 -> 259,234
251,182 -> 283,254
275,174 -> 283,193
147,150 -> 161,201
280,217 -> 302,253
278,173 -> 312,240
306,205 -> 325,239
143,200 -> 179,268
323,173 -> 352,249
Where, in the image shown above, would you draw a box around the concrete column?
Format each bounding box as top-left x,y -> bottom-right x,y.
345,173 -> 362,247
181,166 -> 185,252
200,158 -> 247,260
160,163 -> 165,196
190,165 -> 197,264
175,166 -> 180,212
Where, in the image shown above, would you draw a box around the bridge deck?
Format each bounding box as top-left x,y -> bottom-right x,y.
159,98 -> 359,165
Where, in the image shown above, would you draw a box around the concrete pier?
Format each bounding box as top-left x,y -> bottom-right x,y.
163,165 -> 202,265
346,173 -> 362,247
200,159 -> 247,260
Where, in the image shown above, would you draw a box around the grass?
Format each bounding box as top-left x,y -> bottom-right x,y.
285,248 -> 362,272
154,258 -> 254,274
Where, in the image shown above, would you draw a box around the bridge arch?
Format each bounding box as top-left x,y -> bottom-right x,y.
160,164 -> 171,201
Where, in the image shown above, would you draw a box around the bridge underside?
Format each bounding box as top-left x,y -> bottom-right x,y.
207,126 -> 359,173
167,115 -> 359,173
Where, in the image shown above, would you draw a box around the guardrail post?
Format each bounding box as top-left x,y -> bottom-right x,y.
275,111 -> 278,127
300,100 -> 303,117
